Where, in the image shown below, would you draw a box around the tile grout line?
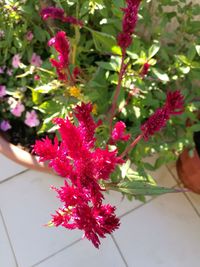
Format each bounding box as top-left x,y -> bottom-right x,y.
166,164 -> 181,185
0,169 -> 29,185
166,165 -> 200,218
0,208 -> 19,267
182,192 -> 200,218
31,238 -> 82,267
111,234 -> 129,267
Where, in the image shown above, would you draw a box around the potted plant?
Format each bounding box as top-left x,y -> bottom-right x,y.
176,131 -> 200,193
0,0 -> 197,248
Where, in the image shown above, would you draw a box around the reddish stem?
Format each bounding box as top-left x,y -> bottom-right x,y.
66,67 -> 75,85
109,51 -> 126,132
121,133 -> 143,158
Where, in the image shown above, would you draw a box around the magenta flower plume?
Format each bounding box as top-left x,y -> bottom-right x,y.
33,102 -> 122,248
141,91 -> 184,140
48,31 -> 70,81
33,136 -> 59,162
165,90 -> 184,115
41,7 -> 83,27
117,0 -> 141,50
40,7 -> 64,20
112,121 -> 131,142
62,16 -> 83,27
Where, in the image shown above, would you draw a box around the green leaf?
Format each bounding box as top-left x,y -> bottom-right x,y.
189,124 -> 200,132
86,28 -> 120,54
148,43 -> 160,59
110,180 -> 180,196
152,68 -> 170,82
195,45 -> 200,56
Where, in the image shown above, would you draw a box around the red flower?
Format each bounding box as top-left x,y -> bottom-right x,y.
117,0 -> 141,50
40,7 -> 65,20
62,16 -> 83,27
112,121 -> 131,142
48,31 -> 70,68
73,204 -> 120,248
41,7 -> 83,27
34,103 -> 122,247
33,136 -> 58,162
141,107 -> 170,140
140,62 -> 150,77
75,102 -> 98,148
165,90 -> 184,115
141,91 -> 184,140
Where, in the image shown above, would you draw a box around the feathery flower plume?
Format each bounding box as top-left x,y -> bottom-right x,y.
41,7 -> 83,27
117,0 -> 141,50
40,7 -> 64,20
48,31 -> 70,81
33,102 -> 122,248
141,91 -> 184,140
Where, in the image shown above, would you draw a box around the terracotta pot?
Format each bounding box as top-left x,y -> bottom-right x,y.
176,148 -> 200,193
0,135 -> 54,174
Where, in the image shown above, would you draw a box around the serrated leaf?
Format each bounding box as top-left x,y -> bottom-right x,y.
110,180 -> 180,196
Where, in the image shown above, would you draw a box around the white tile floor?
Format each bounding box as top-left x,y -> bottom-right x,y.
0,157 -> 200,267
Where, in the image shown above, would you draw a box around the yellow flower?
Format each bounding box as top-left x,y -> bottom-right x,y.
69,86 -> 81,98
92,104 -> 98,115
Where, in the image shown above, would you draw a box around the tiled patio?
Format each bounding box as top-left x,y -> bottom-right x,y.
1,153 -> 200,267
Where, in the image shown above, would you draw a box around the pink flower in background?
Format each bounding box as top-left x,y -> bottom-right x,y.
24,110 -> 40,127
0,85 -> 6,97
0,120 -> 12,131
30,53 -> 43,67
34,74 -> 40,80
12,54 -> 22,68
112,121 -> 130,142
0,66 -> 5,74
26,31 -> 33,41
10,102 -> 25,117
0,30 -> 5,39
7,69 -> 13,76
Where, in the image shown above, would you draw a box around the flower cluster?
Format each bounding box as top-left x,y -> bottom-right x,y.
40,7 -> 83,27
141,91 -> 184,140
33,103 -> 122,248
48,31 -> 70,81
117,0 -> 141,50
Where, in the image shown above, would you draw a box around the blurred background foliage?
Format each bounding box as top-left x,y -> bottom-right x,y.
0,0 -> 200,172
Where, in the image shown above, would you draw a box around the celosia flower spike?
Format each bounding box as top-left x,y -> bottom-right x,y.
40,7 -> 65,20
34,102 -> 122,248
48,31 -> 70,81
141,108 -> 170,141
117,0 -> 141,50
41,7 -> 83,27
141,90 -> 184,140
165,90 -> 184,115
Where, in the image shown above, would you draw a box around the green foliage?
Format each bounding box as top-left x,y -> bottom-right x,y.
0,0 -> 199,199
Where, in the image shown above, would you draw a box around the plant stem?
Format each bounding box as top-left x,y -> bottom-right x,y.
109,50 -> 126,132
66,67 -> 75,85
121,134 -> 143,158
